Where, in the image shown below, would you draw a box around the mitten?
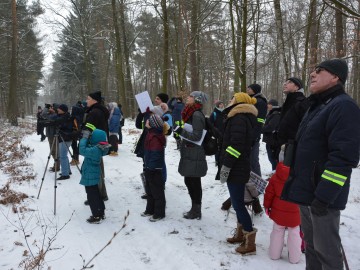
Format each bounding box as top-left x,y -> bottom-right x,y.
311,198 -> 328,216
82,129 -> 91,139
220,166 -> 231,184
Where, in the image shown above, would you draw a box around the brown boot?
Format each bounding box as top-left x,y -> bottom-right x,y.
70,159 -> 79,166
227,223 -> 244,244
235,228 -> 257,255
221,197 -> 232,210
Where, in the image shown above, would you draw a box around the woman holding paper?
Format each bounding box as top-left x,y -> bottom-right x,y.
219,92 -> 259,255
173,91 -> 208,220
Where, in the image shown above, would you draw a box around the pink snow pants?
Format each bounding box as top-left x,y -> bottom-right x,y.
269,222 -> 302,264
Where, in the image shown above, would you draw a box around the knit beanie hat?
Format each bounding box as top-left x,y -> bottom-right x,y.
316,58 -> 348,84
149,114 -> 164,130
156,93 -> 169,103
287,77 -> 303,89
268,99 -> 279,107
89,91 -> 102,103
190,91 -> 209,104
151,105 -> 164,117
234,92 -> 257,105
215,100 -> 224,108
248,84 -> 261,94
58,104 -> 68,113
90,129 -> 107,145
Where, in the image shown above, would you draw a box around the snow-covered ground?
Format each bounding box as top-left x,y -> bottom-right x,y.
1,118 -> 359,270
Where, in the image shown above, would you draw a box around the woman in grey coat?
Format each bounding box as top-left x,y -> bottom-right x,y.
173,91 -> 208,219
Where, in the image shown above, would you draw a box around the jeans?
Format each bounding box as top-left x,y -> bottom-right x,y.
300,205 -> 343,270
59,141 -> 71,176
250,140 -> 262,177
227,182 -> 253,232
266,144 -> 277,171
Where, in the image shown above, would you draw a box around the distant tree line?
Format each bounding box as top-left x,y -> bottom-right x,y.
1,0 -> 359,123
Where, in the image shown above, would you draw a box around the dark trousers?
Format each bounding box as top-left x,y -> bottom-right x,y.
85,185 -> 105,217
300,206 -> 343,270
227,182 -> 253,232
250,140 -> 262,177
118,127 -> 123,144
145,169 -> 166,218
184,177 -> 202,205
109,134 -> 118,152
71,139 -> 79,160
99,158 -> 108,199
266,144 -> 278,171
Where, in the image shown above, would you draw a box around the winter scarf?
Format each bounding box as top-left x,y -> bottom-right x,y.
181,103 -> 202,123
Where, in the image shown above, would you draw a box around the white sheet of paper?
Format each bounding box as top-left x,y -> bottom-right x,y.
135,91 -> 154,113
180,123 -> 207,146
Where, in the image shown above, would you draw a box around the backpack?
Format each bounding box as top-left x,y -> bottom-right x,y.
202,116 -> 219,156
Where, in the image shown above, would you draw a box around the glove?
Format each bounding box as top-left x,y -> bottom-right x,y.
173,125 -> 183,135
265,208 -> 271,216
219,166 -> 231,184
311,198 -> 328,216
82,129 -> 91,139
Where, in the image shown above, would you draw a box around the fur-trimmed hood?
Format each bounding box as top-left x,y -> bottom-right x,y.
227,103 -> 258,118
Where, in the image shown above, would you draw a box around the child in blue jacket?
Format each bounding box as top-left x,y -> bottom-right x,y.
79,129 -> 111,224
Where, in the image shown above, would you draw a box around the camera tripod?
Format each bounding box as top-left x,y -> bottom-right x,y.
37,130 -> 81,215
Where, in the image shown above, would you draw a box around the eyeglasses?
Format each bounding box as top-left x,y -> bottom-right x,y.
314,67 -> 326,74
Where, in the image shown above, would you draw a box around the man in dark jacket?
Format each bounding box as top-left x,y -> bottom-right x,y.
84,91 -> 110,202
262,99 -> 281,171
210,100 -> 225,166
282,59 -> 360,269
272,77 -> 309,158
246,83 -> 267,177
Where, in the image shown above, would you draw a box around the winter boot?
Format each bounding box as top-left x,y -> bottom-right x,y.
221,197 -> 232,211
227,223 -> 244,244
252,198 -> 263,216
183,203 -> 201,220
235,228 -> 257,255
70,159 -> 79,166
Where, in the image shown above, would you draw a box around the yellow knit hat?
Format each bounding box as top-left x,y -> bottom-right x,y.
234,92 -> 257,105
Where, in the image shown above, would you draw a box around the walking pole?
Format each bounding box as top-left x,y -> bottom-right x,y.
37,136 -> 56,199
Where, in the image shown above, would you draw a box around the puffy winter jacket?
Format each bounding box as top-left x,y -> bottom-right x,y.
251,93 -> 267,141
144,129 -> 165,170
219,103 -> 257,183
282,85 -> 360,209
264,162 -> 300,227
178,110 -> 208,177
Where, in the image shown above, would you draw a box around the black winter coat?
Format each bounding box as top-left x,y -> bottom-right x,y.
262,107 -> 281,145
276,92 -> 309,147
84,103 -> 110,138
209,107 -> 225,133
219,103 -> 258,183
282,85 -> 360,209
252,93 -> 267,141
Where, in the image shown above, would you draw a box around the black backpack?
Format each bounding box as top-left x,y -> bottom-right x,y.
202,116 -> 219,156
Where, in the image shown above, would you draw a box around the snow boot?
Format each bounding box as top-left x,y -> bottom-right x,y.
70,159 -> 79,166
235,228 -> 257,255
252,197 -> 263,216
227,223 -> 244,244
221,197 -> 232,210
183,203 -> 201,220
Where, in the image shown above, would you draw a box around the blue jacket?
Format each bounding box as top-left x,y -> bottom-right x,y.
79,130 -> 110,186
144,128 -> 165,170
282,85 -> 360,209
109,107 -> 121,133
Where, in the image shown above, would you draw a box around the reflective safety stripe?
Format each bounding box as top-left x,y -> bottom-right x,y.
321,170 -> 347,186
226,146 -> 241,158
85,123 -> 96,131
257,118 -> 265,124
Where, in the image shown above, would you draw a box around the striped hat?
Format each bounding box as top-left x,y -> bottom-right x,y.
149,114 -> 164,130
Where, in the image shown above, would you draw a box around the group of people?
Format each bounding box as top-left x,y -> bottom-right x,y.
36,58 -> 359,269
132,58 -> 359,269
38,91 -> 124,223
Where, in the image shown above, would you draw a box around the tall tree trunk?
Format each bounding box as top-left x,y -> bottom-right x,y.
161,0 -> 169,94
335,3 -> 345,57
111,0 -> 126,115
352,0 -> 360,103
240,0 -> 248,92
229,0 -> 241,92
190,0 -> 199,91
119,0 -> 134,116
7,0 -> 18,126
273,0 -> 289,76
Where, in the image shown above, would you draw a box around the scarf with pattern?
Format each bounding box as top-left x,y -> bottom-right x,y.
181,103 -> 202,123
